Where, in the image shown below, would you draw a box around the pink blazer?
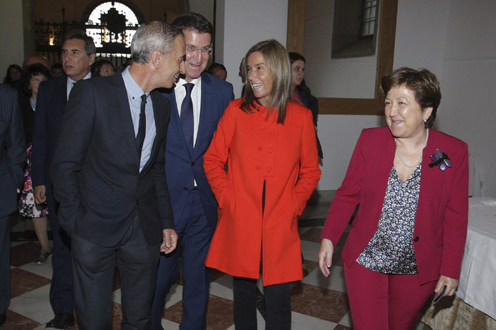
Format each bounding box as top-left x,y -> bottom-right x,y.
321,127 -> 469,285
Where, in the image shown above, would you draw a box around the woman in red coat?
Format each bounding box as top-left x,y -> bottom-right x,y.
204,40 -> 321,329
318,68 -> 469,330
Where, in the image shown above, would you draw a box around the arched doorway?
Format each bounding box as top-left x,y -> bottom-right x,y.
85,2 -> 141,68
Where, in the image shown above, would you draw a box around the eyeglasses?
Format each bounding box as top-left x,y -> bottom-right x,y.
186,45 -> 213,55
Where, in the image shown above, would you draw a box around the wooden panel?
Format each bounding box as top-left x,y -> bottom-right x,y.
287,0 -> 398,115
318,97 -> 383,116
286,0 -> 305,54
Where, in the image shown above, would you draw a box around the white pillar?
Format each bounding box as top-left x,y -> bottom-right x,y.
215,0 -> 289,98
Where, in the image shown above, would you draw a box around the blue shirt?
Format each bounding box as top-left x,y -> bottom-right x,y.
121,67 -> 156,172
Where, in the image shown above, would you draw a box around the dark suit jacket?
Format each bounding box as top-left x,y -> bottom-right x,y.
321,127 -> 469,285
299,88 -> 323,159
0,84 -> 25,217
50,73 -> 174,247
31,75 -> 68,189
164,72 -> 233,228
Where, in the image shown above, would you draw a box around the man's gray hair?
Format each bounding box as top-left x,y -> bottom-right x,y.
131,21 -> 182,64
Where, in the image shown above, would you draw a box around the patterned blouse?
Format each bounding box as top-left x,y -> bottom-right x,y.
356,164 -> 421,274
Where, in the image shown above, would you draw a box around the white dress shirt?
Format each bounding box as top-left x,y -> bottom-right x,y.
174,77 -> 202,148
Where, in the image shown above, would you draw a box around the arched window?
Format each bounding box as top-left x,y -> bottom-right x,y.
85,2 -> 139,53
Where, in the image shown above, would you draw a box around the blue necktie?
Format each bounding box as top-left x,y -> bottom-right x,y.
181,83 -> 194,153
136,94 -> 147,158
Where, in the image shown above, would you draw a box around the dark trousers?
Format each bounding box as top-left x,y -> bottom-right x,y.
233,277 -> 291,330
151,190 -> 213,330
0,215 -> 10,315
46,186 -> 74,315
72,213 -> 160,330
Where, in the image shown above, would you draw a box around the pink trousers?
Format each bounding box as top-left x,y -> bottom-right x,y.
344,261 -> 437,330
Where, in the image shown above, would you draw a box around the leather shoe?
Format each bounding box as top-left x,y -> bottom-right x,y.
45,313 -> 75,329
0,313 -> 6,326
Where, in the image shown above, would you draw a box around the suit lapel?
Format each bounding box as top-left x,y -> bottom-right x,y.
195,73 -> 211,157
113,73 -> 141,168
57,77 -> 68,115
140,91 -> 165,173
418,130 -> 446,221
168,91 -> 185,147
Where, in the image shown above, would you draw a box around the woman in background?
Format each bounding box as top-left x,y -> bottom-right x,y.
3,64 -> 23,86
289,52 -> 323,159
204,40 -> 321,329
18,63 -> 51,264
91,59 -> 115,77
318,67 -> 469,329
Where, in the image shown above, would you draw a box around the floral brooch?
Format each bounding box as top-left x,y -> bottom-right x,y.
429,149 -> 452,171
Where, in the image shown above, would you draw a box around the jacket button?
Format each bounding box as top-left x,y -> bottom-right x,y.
258,146 -> 263,151
191,162 -> 195,166
184,187 -> 189,191
260,125 -> 265,130
256,165 -> 261,170
270,128 -> 275,133
266,166 -> 272,172
413,236 -> 419,242
268,147 -> 273,153
136,199 -> 139,204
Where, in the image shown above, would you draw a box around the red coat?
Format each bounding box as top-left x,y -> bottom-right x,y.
321,127 -> 469,284
204,99 -> 321,286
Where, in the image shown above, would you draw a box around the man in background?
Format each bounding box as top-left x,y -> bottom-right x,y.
23,54 -> 52,70
51,64 -> 64,78
32,29 -> 95,330
208,62 -> 227,81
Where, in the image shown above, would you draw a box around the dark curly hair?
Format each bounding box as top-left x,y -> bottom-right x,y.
22,63 -> 52,96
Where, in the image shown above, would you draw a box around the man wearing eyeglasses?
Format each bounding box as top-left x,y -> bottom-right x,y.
151,12 -> 234,330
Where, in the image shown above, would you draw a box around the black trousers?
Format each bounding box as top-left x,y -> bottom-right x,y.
233,277 -> 291,330
72,213 -> 160,330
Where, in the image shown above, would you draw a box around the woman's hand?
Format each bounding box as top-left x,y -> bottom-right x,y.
318,238 -> 334,277
435,275 -> 459,298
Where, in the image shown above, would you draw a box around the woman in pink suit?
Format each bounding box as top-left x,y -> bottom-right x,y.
204,39 -> 321,329
318,67 -> 469,330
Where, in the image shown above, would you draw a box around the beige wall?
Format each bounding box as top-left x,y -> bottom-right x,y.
0,0 -> 25,79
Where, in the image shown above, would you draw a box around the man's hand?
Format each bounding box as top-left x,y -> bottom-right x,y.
160,229 -> 178,254
318,238 -> 334,277
34,185 -> 46,204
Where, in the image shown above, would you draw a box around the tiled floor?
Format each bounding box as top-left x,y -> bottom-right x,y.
3,204 -> 430,329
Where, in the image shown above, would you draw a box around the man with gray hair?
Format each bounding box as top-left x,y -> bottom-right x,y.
50,21 -> 184,329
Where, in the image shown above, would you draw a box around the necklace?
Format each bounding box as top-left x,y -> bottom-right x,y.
395,129 -> 429,168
